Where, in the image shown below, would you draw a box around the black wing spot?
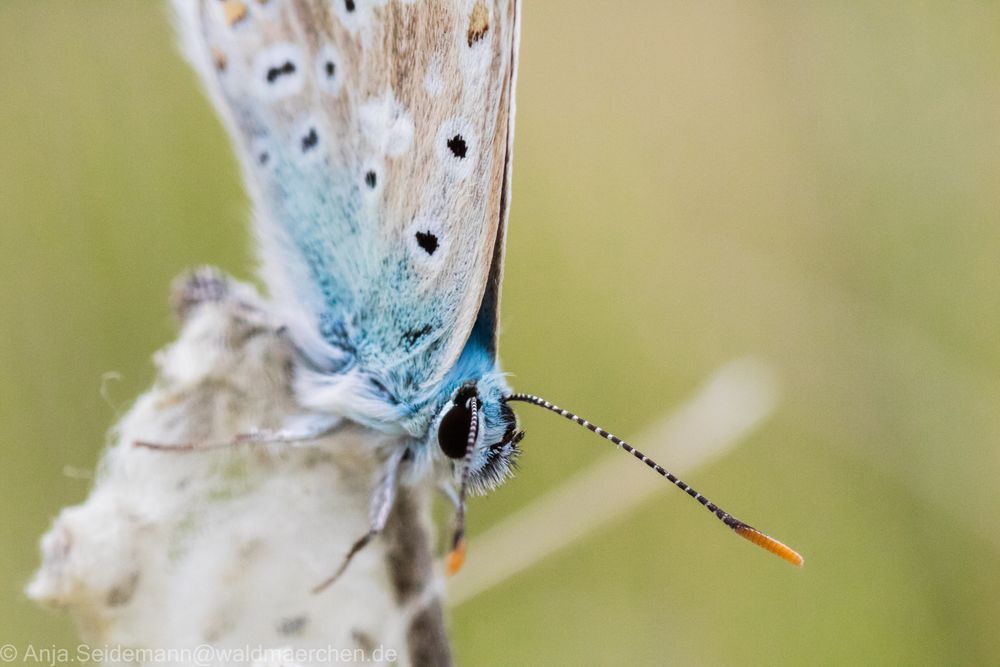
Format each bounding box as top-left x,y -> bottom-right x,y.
364,170 -> 377,189
258,151 -> 270,166
403,324 -> 433,348
266,60 -> 296,84
415,231 -> 439,255
324,60 -> 336,78
301,127 -> 319,152
447,134 -> 468,159
344,0 -> 356,11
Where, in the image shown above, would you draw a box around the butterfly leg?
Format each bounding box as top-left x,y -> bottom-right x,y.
312,447 -> 406,593
134,414 -> 344,452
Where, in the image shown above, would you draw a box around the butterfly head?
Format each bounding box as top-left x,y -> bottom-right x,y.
434,379 -> 523,495
434,385 -> 804,577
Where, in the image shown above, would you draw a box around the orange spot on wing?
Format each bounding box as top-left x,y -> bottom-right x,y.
222,0 -> 249,27
446,539 -> 467,576
734,525 -> 804,568
212,48 -> 227,72
467,1 -> 490,47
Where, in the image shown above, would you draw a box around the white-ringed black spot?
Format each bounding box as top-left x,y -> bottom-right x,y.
301,127 -> 319,152
315,46 -> 344,96
447,134 -> 468,159
436,120 -> 476,178
364,170 -> 377,189
258,151 -> 270,166
254,45 -> 305,98
415,231 -> 439,255
266,61 -> 296,84
344,0 -> 356,11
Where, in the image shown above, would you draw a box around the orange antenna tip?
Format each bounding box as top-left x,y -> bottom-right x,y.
733,525 -> 803,568
446,539 -> 467,576
507,394 -> 803,570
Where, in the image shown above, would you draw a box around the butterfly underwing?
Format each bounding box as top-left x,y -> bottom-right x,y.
171,0 -> 801,580
174,0 -> 520,483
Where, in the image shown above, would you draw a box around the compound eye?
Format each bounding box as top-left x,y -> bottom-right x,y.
438,396 -> 474,459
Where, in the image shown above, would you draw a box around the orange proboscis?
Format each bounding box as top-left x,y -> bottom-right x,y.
446,539 -> 467,576
734,525 -> 804,568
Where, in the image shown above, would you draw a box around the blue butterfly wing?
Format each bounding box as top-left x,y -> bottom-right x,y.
174,0 -> 519,434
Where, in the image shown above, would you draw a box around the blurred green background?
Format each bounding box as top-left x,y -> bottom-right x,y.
3,1 -> 1000,665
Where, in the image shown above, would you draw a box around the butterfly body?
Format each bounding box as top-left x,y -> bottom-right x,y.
173,0 -> 803,579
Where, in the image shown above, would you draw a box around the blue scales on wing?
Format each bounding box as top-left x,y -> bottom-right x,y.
173,0 -> 519,436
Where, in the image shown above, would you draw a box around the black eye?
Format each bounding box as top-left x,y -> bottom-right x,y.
438,386 -> 477,459
415,230 -> 438,255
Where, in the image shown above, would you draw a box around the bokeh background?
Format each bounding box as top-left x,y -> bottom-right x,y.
3,1 -> 1000,664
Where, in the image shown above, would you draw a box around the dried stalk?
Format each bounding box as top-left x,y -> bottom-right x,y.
29,269 -> 451,667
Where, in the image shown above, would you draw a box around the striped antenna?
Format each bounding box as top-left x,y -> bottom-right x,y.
446,395 -> 479,576
506,393 -> 803,568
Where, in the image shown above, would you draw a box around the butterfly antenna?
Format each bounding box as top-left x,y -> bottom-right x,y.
507,393 -> 803,568
447,395 -> 479,575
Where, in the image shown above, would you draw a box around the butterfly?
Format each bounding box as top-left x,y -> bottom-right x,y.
170,0 -> 801,586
